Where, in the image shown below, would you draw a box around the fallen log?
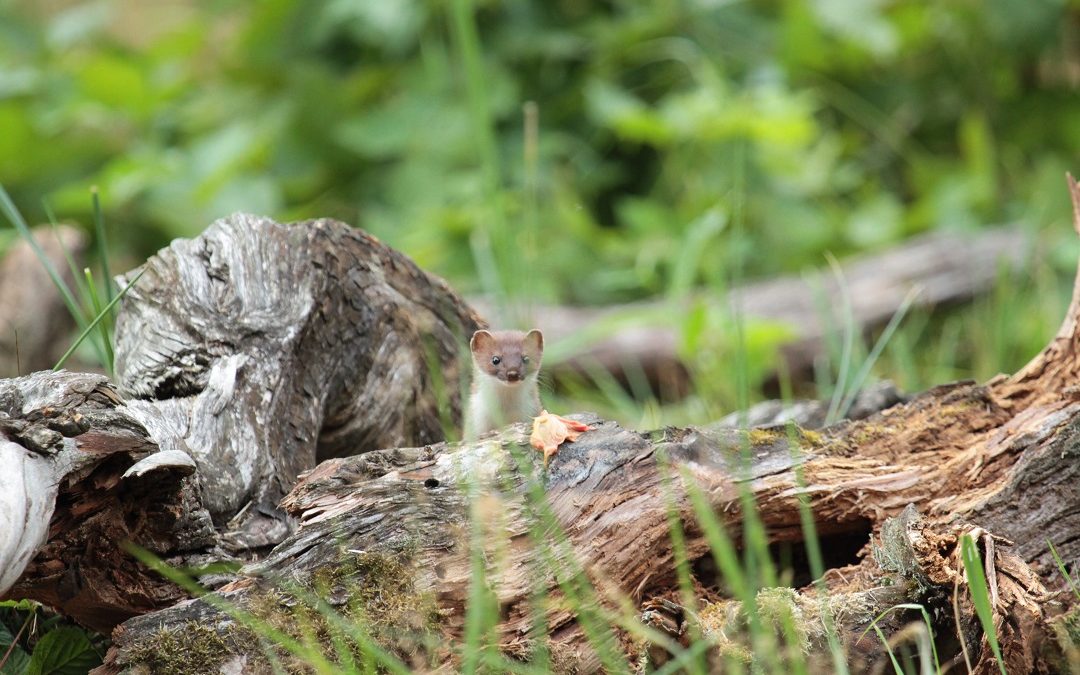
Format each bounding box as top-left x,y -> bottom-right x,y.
474,224 -> 1031,398
1,182 -> 1078,672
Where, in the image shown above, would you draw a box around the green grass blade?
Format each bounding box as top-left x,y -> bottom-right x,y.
290,585 -> 411,675
858,603 -> 939,674
9,187 -> 109,368
449,0 -> 512,311
682,473 -> 791,672
650,638 -> 715,675
682,473 -> 753,602
461,480 -> 496,674
783,423 -> 847,674
83,267 -> 115,375
824,254 -> 856,424
1047,539 -> 1080,601
871,623 -> 904,675
506,444 -> 629,673
125,544 -> 344,674
91,186 -> 114,304
54,267 -> 144,371
0,184 -> 84,325
43,202 -> 93,302
837,286 -> 919,418
960,535 -> 1007,675
657,455 -> 706,675
132,542 -> 414,674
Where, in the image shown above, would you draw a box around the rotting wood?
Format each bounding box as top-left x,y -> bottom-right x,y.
0,370 -> 213,634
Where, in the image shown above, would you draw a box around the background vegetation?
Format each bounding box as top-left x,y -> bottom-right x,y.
2,0 -> 1079,418
2,1 -> 1080,671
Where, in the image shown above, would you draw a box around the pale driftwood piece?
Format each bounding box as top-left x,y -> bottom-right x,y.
0,225 -> 88,377
112,213 -> 483,549
475,225 -> 1031,397
0,370 -> 214,633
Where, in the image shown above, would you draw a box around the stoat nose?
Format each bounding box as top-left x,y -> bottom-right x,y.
505,369 -> 521,381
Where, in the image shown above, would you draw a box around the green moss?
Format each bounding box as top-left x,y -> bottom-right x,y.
696,586 -> 888,667
745,426 -> 826,451
850,423 -> 889,446
746,428 -> 783,446
757,587 -> 810,652
1051,605 -> 1080,672
123,621 -> 260,675
698,599 -> 753,664
796,428 -> 824,447
249,548 -> 442,670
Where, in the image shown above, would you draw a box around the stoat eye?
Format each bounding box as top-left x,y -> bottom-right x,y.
491,356 -> 501,365
522,355 -> 529,363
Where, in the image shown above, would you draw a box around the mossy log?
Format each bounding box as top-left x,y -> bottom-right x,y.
2,183 -> 1079,673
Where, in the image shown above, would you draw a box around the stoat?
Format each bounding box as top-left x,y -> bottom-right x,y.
463,329 -> 543,440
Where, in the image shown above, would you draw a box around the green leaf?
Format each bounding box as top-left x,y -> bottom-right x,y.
0,645 -> 31,675
27,628 -> 100,675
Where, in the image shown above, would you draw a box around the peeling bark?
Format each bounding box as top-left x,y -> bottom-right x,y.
0,370 -> 213,633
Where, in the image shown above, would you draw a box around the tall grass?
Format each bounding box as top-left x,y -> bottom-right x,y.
0,184 -> 139,377
960,535 -> 1008,675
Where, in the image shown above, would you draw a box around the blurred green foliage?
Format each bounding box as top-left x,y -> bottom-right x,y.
2,0 -> 1079,416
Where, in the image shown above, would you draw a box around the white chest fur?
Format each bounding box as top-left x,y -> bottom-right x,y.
464,373 -> 541,439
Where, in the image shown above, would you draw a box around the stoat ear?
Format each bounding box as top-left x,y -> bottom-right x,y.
471,330 -> 494,354
525,329 -> 544,353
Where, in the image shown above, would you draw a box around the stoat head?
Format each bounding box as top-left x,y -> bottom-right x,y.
470,329 -> 543,385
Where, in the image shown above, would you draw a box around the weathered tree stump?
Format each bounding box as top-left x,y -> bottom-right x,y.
2,181 -> 1079,673
1,213 -> 481,632
112,213 -> 482,549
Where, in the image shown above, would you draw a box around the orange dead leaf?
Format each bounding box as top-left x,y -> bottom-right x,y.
530,410 -> 590,466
